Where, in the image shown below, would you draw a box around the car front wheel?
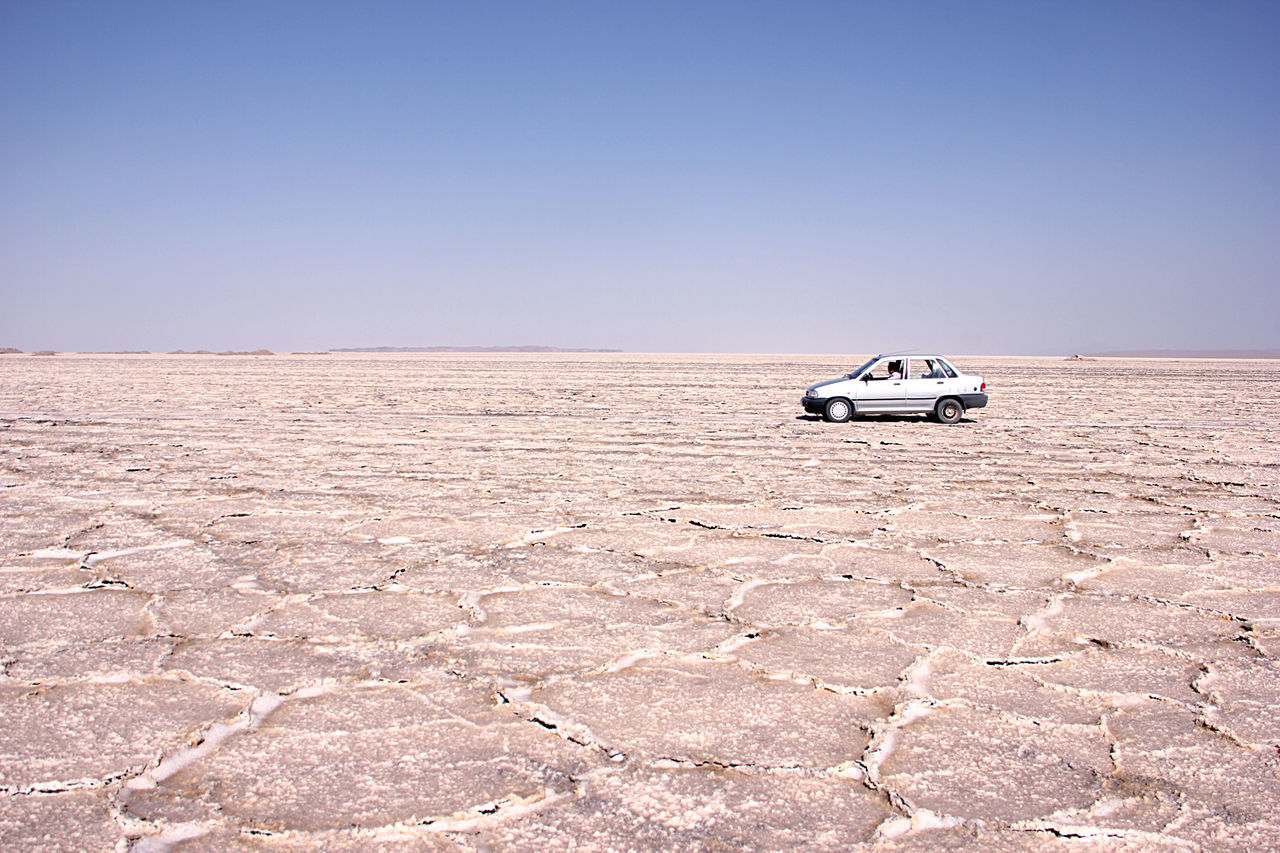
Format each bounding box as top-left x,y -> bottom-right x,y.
823,398 -> 853,423
935,398 -> 964,424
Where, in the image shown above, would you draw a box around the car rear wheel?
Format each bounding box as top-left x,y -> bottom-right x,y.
823,398 -> 853,423
935,398 -> 963,424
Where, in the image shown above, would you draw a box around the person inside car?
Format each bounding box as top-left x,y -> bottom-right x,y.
869,360 -> 903,380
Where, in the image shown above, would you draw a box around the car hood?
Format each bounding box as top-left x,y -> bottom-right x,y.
807,376 -> 850,393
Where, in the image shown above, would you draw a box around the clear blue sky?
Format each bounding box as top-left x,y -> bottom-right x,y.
2,0 -> 1277,354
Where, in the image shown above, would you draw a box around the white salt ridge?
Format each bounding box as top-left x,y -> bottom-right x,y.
129,821 -> 211,853
457,582 -> 530,623
135,722 -> 237,787
421,786 -> 573,833
248,692 -> 285,725
1062,558 -> 1117,586
506,526 -> 579,548
128,692 -> 286,792
644,537 -> 697,555
772,553 -> 824,566
725,579 -> 768,612
88,671 -> 136,685
1091,797 -> 1127,817
528,703 -> 607,752
501,685 -> 533,703
293,684 -> 340,700
859,607 -> 911,620
1012,819 -> 1200,849
83,540 -> 194,567
606,650 -> 658,672
377,536 -> 412,545
863,700 -> 935,785
904,657 -> 933,696
835,761 -> 866,780
870,608 -> 907,620
498,622 -> 560,635
875,808 -> 965,840
1023,594 -> 1067,631
715,633 -> 761,655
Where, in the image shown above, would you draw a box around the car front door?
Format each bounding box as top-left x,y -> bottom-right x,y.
854,358 -> 906,411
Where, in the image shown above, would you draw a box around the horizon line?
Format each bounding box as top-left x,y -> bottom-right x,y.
4,347 -> 1280,360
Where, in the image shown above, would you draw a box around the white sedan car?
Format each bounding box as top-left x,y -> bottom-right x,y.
801,353 -> 988,424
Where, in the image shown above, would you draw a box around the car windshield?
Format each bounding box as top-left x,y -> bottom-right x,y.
846,357 -> 878,378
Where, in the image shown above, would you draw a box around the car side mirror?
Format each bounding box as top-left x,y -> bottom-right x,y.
861,374 -> 871,382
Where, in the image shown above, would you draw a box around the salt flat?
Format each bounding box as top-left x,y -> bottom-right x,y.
1,352 -> 1277,852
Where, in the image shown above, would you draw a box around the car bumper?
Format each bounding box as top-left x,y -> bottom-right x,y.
960,393 -> 988,409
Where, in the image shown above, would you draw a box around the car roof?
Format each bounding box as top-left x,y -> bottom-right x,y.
875,352 -> 948,359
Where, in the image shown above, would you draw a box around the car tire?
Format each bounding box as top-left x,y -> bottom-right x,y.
823,398 -> 853,423
935,398 -> 963,424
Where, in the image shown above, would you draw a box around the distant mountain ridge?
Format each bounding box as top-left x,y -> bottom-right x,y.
330,345 -> 622,353
1083,348 -> 1280,359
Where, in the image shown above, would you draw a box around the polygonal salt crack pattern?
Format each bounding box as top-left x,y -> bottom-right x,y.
0,352 -> 1277,851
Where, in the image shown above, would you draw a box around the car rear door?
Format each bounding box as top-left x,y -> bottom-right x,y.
902,358 -> 946,413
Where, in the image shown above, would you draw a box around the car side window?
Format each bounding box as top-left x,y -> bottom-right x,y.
909,359 -> 937,379
866,359 -> 905,379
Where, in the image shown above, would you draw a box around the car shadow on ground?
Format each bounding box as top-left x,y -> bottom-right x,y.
795,414 -> 977,424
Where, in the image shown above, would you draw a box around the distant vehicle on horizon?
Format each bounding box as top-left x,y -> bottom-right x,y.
801,353 -> 987,424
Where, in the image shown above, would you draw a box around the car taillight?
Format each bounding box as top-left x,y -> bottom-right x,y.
980,382 -> 986,391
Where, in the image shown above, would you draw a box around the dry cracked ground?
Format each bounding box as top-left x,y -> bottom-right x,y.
1,353 -> 1278,852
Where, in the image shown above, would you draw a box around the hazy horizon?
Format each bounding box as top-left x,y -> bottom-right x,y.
6,346 -> 1280,361
2,2 -> 1277,355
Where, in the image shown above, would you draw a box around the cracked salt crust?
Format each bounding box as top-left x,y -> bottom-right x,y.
1,353 -> 1278,850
